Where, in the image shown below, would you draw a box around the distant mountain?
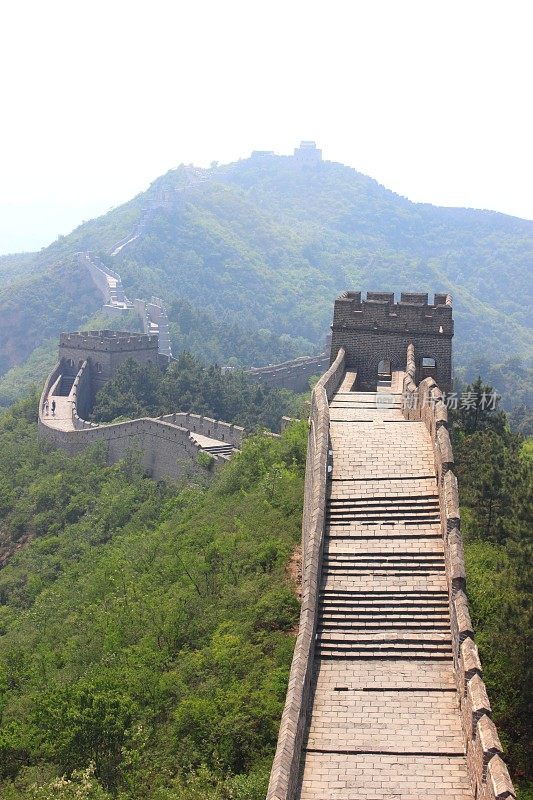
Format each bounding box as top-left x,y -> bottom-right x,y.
1,150 -> 532,399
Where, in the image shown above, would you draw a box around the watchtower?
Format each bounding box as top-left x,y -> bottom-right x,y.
293,141 -> 322,163
59,330 -> 160,393
330,291 -> 453,391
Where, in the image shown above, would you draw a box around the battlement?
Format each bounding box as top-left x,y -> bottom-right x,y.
59,330 -> 159,353
333,291 -> 453,335
331,290 -> 454,391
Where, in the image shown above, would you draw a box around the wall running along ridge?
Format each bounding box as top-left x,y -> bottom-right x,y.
246,354 -> 330,393
266,348 -> 346,800
80,252 -> 173,359
38,359 -> 243,481
402,343 -> 515,800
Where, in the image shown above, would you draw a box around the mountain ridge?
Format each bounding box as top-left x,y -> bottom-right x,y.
1,153 -> 531,395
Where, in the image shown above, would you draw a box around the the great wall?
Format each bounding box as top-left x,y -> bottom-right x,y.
266,293 -> 515,800
81,246 -> 328,390
38,291 -> 515,800
38,331 -> 243,481
80,251 -> 173,359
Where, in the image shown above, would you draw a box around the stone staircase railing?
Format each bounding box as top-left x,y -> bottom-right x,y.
402,342 -> 515,800
266,348 -> 345,800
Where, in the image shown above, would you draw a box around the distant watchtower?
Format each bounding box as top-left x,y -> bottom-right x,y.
330,291 -> 453,391
59,330 -> 159,393
293,141 -> 322,163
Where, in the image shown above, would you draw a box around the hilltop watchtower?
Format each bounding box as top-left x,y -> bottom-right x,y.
59,330 -> 159,393
330,291 -> 453,391
293,141 -> 322,163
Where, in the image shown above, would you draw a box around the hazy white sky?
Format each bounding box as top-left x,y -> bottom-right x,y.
0,0 -> 531,255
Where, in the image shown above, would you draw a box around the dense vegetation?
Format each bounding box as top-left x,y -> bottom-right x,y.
0,395 -> 307,799
450,380 -> 532,795
455,357 -> 533,433
90,354 -> 305,432
1,155 -> 531,399
166,297 -> 315,369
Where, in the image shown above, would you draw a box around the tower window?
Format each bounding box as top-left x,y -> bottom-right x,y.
377,359 -> 392,376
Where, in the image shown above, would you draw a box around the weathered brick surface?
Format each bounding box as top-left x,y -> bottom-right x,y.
290,388 -> 475,798
402,342 -> 515,800
297,752 -> 472,799
270,335 -> 515,799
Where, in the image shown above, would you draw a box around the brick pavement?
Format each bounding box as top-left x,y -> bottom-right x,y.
296,390 -> 473,799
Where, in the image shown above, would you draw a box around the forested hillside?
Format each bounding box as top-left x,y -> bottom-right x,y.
0,396 -> 307,800
89,354 -> 304,432
1,153 -> 531,402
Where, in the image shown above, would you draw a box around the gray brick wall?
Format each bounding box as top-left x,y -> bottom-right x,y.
266,348 -> 346,800
331,291 -> 453,392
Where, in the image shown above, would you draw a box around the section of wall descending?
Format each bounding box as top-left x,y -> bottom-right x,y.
79,252 -> 132,310
134,298 -> 173,359
266,348 -> 345,800
402,344 -> 515,800
80,252 -> 172,359
246,354 -> 330,393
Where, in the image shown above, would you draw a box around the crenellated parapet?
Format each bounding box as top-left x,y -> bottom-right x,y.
331,290 -> 453,392
59,330 -> 159,353
403,342 -> 516,800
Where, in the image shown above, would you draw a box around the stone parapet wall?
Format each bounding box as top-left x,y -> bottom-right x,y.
39,413 -> 209,482
59,331 -> 159,354
160,413 -> 244,448
266,348 -> 345,800
246,354 -> 329,393
39,362 -> 62,417
402,343 -> 515,800
70,360 -> 95,424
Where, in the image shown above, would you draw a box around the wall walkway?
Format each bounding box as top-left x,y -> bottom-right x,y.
39,360 -> 243,481
80,252 -> 173,359
267,348 -> 515,800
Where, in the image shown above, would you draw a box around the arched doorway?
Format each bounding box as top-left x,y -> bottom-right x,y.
377,359 -> 392,386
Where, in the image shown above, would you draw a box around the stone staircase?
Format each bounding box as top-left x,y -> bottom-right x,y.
296,388 -> 473,799
201,442 -> 235,457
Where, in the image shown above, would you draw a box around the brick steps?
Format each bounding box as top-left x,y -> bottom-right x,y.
201,444 -> 234,456
295,383 -> 473,799
326,493 -> 441,525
